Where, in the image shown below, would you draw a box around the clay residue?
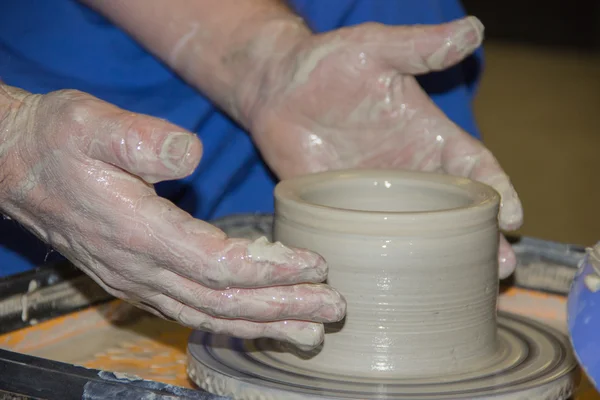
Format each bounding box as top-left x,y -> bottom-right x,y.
287,39 -> 344,90
109,371 -> 143,381
584,274 -> 600,293
246,236 -> 295,263
20,279 -> 39,322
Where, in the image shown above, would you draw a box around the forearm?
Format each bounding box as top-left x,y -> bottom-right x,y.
0,84 -> 29,156
0,84 -> 24,117
0,85 -> 14,164
80,0 -> 312,126
0,84 -> 33,214
0,84 -> 11,126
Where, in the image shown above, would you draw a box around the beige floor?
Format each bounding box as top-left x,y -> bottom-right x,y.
475,41 -> 600,246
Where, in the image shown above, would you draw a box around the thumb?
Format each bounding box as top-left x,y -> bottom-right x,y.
441,132 -> 523,232
375,16 -> 484,74
82,98 -> 203,184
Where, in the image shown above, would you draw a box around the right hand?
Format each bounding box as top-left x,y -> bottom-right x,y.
0,87 -> 346,348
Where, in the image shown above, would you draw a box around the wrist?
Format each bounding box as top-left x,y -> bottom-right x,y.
226,16 -> 313,127
0,84 -> 30,120
0,85 -> 26,156
0,85 -> 20,123
83,0 -> 312,129
0,85 -> 34,204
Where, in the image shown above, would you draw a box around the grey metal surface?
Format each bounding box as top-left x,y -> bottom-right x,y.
511,236 -> 586,294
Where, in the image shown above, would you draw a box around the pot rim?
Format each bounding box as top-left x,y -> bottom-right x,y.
275,169 -> 500,231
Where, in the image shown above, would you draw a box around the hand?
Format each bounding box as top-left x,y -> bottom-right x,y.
245,17 -> 523,279
0,87 -> 345,348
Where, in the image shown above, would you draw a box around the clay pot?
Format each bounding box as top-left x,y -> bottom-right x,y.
273,169 -> 501,378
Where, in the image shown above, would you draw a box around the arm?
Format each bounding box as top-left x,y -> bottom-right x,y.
0,82 -> 341,348
73,4 -> 523,277
80,0 -> 311,126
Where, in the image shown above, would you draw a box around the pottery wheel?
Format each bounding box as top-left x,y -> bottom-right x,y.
188,214 -> 576,399
187,312 -> 575,400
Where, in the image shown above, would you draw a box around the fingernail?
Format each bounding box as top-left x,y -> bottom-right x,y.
499,191 -> 524,231
466,16 -> 485,42
426,16 -> 484,70
287,285 -> 346,323
319,288 -> 347,323
298,250 -> 329,282
163,133 -> 192,160
321,300 -> 347,323
499,252 -> 517,279
481,175 -> 523,231
284,322 -> 324,350
459,16 -> 485,51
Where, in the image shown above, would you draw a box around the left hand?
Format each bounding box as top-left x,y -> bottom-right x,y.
243,16 -> 522,278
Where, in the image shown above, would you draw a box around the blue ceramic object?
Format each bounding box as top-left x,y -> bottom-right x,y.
568,242 -> 600,389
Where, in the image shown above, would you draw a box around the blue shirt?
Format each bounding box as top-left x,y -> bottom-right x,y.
0,0 -> 482,276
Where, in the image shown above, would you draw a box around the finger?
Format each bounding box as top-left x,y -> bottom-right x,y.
201,236 -> 330,289
432,122 -> 523,231
78,97 -> 203,183
442,136 -> 523,231
147,294 -> 325,349
131,197 -> 331,290
402,84 -> 523,230
169,220 -> 330,289
80,261 -> 326,349
154,270 -> 346,322
477,169 -> 523,232
375,16 -> 484,74
498,235 -> 517,279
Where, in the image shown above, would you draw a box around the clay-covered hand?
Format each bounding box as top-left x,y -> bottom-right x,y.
0,87 -> 345,348
243,17 -> 523,278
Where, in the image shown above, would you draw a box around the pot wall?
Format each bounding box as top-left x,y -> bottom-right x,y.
273,170 -> 501,378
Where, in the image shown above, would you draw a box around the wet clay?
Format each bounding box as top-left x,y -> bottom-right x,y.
271,170 -> 500,378
187,170 -> 576,399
